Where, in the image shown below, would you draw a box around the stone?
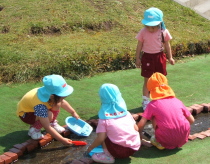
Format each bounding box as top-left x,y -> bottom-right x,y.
8,148 -> 23,157
0,154 -> 13,164
3,152 -> 18,161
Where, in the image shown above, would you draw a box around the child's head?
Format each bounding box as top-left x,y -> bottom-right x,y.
37,74 -> 73,102
145,25 -> 160,33
147,72 -> 175,100
142,7 -> 166,30
48,94 -> 66,106
98,83 -> 127,119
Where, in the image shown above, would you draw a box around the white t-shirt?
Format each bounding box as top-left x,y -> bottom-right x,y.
136,27 -> 172,54
96,112 -> 141,150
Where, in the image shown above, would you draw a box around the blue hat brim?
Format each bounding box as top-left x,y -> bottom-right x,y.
37,85 -> 73,102
142,20 -> 161,26
56,85 -> 74,97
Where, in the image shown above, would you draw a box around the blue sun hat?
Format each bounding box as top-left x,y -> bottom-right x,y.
98,83 -> 128,119
37,74 -> 73,102
141,7 -> 166,30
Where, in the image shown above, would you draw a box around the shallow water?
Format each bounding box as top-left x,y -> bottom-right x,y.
16,132 -> 96,164
16,113 -> 210,163
190,112 -> 210,134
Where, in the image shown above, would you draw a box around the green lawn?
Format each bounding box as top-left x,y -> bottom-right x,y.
1,55 -> 210,163
1,0 -> 210,83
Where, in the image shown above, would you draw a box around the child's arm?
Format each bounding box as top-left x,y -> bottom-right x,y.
61,99 -> 80,119
39,117 -> 72,145
137,117 -> 147,140
134,124 -> 139,131
164,41 -> 175,65
136,41 -> 143,68
87,132 -> 107,153
186,114 -> 195,125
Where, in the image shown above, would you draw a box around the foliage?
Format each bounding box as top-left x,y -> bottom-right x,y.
0,47 -> 136,82
1,0 -> 210,83
1,41 -> 210,83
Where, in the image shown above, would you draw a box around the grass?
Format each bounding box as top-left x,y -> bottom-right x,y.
1,0 -> 210,83
1,0 -> 210,58
1,55 -> 210,164
1,0 -> 210,163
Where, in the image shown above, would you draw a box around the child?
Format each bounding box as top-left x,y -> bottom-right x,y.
137,72 -> 194,150
17,74 -> 80,145
135,7 -> 175,110
87,83 -> 141,163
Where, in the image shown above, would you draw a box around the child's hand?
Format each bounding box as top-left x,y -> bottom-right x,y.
136,58 -> 142,68
87,146 -> 93,153
61,138 -> 72,145
168,58 -> 175,65
72,112 -> 80,119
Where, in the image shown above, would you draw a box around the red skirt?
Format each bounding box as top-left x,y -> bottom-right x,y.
105,137 -> 136,158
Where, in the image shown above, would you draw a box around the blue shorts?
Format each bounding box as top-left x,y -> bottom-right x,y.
141,51 -> 167,78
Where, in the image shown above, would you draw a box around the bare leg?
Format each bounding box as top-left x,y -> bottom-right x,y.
101,141 -> 107,150
101,139 -> 112,156
151,118 -> 156,135
143,77 -> 149,97
142,77 -> 150,110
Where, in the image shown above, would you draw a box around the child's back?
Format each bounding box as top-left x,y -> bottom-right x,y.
87,83 -> 140,163
97,112 -> 140,150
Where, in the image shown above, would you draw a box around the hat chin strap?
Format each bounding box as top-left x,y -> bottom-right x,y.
161,22 -> 166,30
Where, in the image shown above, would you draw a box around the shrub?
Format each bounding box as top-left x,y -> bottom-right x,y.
0,40 -> 210,83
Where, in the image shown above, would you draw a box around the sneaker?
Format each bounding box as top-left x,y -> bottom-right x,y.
50,120 -> 65,133
142,99 -> 150,110
150,135 -> 165,150
92,152 -> 115,164
28,127 -> 44,140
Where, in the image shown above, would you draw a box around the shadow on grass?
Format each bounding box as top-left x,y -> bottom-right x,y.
115,157 -> 132,164
129,107 -> 144,113
0,130 -> 32,152
133,146 -> 182,158
114,147 -> 181,163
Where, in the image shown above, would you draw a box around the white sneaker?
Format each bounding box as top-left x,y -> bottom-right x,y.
92,152 -> 115,164
51,120 -> 65,133
142,99 -> 150,110
150,135 -> 165,150
28,127 -> 44,140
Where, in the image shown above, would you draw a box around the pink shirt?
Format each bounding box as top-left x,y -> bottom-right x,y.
96,112 -> 141,150
143,97 -> 191,149
136,28 -> 172,54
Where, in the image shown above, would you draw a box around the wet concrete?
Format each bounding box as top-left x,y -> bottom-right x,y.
15,113 -> 210,163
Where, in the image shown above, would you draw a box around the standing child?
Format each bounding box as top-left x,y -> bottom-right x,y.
135,7 -> 175,110
17,74 -> 80,145
137,72 -> 194,150
87,83 -> 141,163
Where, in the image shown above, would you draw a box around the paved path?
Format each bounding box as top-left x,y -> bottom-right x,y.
173,0 -> 210,20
